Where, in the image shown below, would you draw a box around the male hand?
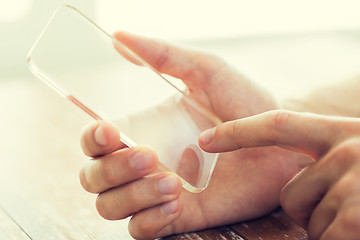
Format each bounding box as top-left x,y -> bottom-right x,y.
200,110 -> 360,239
80,32 -> 311,239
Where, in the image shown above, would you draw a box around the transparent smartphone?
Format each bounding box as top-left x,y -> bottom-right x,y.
27,3 -> 221,192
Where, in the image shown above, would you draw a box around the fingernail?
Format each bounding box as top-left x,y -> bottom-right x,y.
161,200 -> 179,215
94,126 -> 108,146
130,150 -> 154,171
199,127 -> 216,145
158,175 -> 179,195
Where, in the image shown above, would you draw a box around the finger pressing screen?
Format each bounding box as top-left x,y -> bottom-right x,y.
199,110 -> 345,160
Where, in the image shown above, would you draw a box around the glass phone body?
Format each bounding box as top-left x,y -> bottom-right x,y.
28,4 -> 220,192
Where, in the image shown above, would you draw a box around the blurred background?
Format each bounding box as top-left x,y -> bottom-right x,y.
2,0 -> 360,96
0,0 -> 360,239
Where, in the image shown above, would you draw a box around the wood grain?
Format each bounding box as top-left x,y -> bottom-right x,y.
164,226 -> 245,240
0,206 -> 30,240
163,209 -> 308,240
231,208 -> 308,240
0,80 -> 308,239
0,80 -> 133,239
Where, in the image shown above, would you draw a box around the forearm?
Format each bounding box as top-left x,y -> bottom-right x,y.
282,75 -> 360,117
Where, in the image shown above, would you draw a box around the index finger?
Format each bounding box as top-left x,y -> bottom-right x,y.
199,110 -> 353,160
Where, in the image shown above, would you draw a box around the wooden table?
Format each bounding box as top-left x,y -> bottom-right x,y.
0,79 -> 308,239
163,208 -> 308,240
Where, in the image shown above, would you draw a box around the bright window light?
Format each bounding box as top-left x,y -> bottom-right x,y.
95,0 -> 360,41
0,0 -> 33,22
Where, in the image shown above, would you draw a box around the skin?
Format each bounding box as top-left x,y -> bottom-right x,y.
80,31 -> 313,239
283,76 -> 360,118
199,110 -> 360,240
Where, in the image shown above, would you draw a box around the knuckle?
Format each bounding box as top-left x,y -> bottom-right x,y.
267,110 -> 293,145
225,120 -> 239,141
200,54 -> 228,82
222,119 -> 242,149
269,110 -> 292,127
231,119 -> 240,136
155,46 -> 169,71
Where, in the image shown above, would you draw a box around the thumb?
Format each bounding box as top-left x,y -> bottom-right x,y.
112,31 -> 225,89
81,120 -> 125,157
199,110 -> 342,160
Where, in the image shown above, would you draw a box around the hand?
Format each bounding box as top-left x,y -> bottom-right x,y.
79,32 -> 312,239
200,110 -> 360,239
